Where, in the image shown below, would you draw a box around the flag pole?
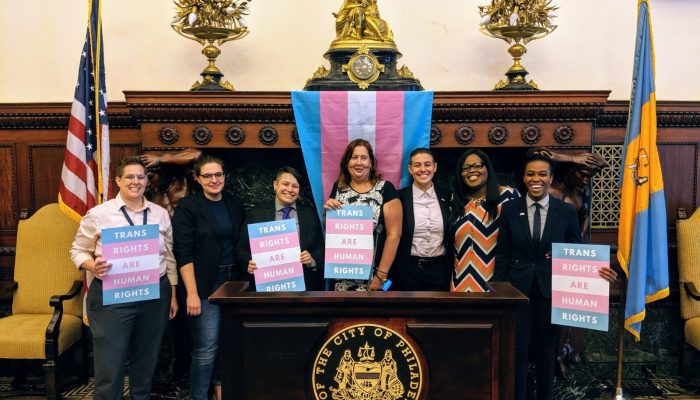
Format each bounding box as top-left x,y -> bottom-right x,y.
614,277 -> 628,399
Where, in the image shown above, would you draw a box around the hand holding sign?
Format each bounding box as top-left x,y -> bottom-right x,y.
247,219 -> 306,292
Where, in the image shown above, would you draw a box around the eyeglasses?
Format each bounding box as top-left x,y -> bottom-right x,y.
460,162 -> 484,172
123,174 -> 147,182
199,172 -> 225,181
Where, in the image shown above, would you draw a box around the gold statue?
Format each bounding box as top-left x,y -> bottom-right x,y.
478,0 -> 557,90
305,0 -> 422,91
172,0 -> 252,91
334,0 -> 394,42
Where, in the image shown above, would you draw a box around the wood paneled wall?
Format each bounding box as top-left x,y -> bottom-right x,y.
1,92 -> 699,283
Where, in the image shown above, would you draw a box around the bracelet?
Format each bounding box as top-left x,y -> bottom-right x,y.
375,269 -> 389,276
374,269 -> 389,283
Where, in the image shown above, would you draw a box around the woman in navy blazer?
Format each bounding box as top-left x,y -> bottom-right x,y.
172,155 -> 245,400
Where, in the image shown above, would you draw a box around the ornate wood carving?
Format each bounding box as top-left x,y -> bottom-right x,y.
455,126 -> 475,145
488,126 -> 508,145
0,103 -> 137,130
159,125 -> 179,145
554,125 -> 575,144
521,125 -> 542,145
598,111 -> 700,128
258,125 -> 279,146
192,125 -> 213,145
430,125 -> 442,145
291,128 -> 300,146
225,126 -> 246,146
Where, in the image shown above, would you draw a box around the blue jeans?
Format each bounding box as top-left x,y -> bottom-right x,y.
189,265 -> 230,400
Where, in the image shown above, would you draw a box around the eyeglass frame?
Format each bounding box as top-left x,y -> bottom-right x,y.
122,174 -> 147,182
460,162 -> 485,172
199,172 -> 225,181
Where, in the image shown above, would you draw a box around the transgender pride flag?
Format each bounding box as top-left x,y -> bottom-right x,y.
292,91 -> 434,220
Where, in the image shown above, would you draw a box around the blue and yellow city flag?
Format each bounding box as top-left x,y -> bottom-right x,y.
617,0 -> 669,341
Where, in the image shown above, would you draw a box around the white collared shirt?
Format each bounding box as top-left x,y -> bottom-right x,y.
411,184 -> 445,257
70,192 -> 178,285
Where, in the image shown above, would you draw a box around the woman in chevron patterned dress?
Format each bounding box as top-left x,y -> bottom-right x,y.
450,149 -> 519,292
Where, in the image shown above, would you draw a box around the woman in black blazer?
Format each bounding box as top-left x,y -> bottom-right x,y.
172,155 -> 245,400
237,167 -> 325,291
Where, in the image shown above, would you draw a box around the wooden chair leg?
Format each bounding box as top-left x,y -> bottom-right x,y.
43,358 -> 60,400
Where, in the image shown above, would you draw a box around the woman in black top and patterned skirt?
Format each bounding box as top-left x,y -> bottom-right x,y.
324,139 -> 402,291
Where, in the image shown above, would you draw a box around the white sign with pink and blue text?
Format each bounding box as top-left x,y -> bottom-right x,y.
101,224 -> 161,305
325,205 -> 374,280
248,219 -> 305,292
551,243 -> 610,331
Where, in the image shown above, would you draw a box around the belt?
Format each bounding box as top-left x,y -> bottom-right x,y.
409,255 -> 446,268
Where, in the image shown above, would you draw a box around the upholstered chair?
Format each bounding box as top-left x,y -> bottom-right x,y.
0,203 -> 86,399
676,207 -> 700,377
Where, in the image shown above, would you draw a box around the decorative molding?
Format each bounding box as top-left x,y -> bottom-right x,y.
192,125 -> 212,145
258,125 -> 278,146
225,126 -> 246,146
158,125 -> 179,145
291,128 -> 300,146
597,110 -> 700,128
140,146 -> 190,152
455,126 -> 475,145
0,247 -> 15,256
430,125 -> 442,145
488,126 -> 508,145
0,111 -> 138,130
433,103 -> 605,123
129,104 -> 295,124
521,125 -> 542,145
554,125 -> 575,144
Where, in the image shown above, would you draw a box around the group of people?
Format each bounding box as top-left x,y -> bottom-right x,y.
70,140 -> 617,400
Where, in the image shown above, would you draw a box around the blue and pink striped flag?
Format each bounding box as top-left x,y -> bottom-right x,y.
291,91 -> 434,220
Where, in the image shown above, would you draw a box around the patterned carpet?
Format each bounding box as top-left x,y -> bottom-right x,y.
0,375 -> 698,399
0,377 -> 189,399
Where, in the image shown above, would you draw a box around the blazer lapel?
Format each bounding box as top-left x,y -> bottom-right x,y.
405,187 -> 415,239
540,198 -> 560,247
437,188 -> 450,241
515,198 -> 538,252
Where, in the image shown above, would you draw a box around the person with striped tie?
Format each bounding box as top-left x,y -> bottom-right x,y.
238,166 -> 325,291
449,149 -> 520,293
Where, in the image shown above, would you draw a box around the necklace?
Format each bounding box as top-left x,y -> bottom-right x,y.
469,195 -> 486,204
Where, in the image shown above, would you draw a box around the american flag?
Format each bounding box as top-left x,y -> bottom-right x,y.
59,0 -> 112,222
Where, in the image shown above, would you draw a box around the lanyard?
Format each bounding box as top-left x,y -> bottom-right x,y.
120,206 -> 148,226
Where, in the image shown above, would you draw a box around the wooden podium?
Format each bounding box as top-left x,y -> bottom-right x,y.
210,282 -> 527,400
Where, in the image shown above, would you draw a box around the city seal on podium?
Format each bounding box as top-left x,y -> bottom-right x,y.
311,324 -> 423,400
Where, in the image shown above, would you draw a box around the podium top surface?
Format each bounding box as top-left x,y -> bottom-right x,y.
209,281 -> 528,306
